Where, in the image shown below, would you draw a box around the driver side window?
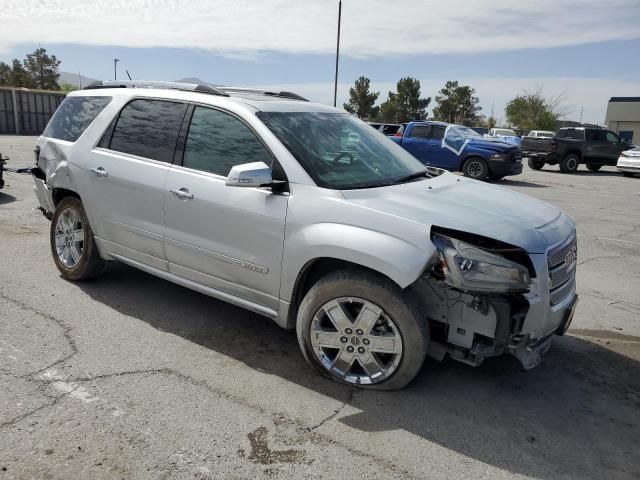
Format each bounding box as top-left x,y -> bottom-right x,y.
182,106 -> 272,176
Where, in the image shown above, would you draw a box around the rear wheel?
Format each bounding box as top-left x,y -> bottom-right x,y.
586,163 -> 601,172
50,196 -> 106,280
296,270 -> 429,390
527,158 -> 544,170
462,157 -> 489,180
560,153 -> 580,173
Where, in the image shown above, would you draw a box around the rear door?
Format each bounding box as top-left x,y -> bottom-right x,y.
87,98 -> 188,270
400,124 -> 431,164
163,105 -> 288,312
584,129 -> 606,162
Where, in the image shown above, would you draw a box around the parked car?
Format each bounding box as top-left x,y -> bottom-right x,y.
487,128 -> 522,146
32,81 -> 578,389
525,130 -> 555,139
523,127 -> 634,173
616,147 -> 640,177
368,122 -> 402,136
391,121 -> 523,180
470,127 -> 489,136
0,153 -> 6,189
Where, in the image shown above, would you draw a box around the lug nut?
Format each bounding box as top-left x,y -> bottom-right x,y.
340,336 -> 348,343
346,346 -> 354,353
345,328 -> 353,335
358,347 -> 365,354
363,338 -> 370,345
356,329 -> 364,335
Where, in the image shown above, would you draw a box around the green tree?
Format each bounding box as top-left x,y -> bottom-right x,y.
9,59 -> 33,87
505,88 -> 567,131
343,76 -> 380,120
387,77 -> 431,122
23,48 -> 61,90
376,98 -> 398,123
59,83 -> 77,92
0,62 -> 11,85
432,81 -> 482,126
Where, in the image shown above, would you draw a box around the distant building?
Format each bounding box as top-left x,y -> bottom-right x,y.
605,97 -> 640,143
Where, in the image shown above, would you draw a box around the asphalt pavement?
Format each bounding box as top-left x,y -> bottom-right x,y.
1,135 -> 639,479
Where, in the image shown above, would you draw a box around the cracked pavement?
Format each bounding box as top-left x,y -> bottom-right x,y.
1,136 -> 639,479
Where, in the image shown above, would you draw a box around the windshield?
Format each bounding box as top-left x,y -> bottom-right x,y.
257,112 -> 428,189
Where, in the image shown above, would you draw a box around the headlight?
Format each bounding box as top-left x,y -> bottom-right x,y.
490,153 -> 507,160
432,234 -> 530,292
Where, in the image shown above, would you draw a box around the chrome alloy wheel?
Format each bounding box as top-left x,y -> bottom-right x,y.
54,207 -> 84,268
467,160 -> 484,178
310,297 -> 403,385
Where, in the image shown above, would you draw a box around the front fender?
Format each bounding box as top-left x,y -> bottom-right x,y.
280,223 -> 434,302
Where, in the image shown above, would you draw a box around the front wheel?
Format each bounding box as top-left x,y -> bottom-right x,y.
50,196 -> 106,280
296,270 -> 429,390
560,153 -> 580,173
528,158 -> 544,170
462,157 -> 489,180
586,163 -> 601,172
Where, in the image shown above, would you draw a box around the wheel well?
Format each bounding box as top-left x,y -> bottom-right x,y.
286,257 -> 394,328
52,188 -> 80,206
564,150 -> 582,160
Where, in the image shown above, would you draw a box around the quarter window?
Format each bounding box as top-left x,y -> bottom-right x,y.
109,99 -> 188,163
182,106 -> 272,176
43,96 -> 111,142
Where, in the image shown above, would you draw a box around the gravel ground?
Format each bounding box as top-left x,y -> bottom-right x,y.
1,135 -> 639,480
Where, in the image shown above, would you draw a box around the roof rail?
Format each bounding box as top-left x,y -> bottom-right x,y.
83,80 -> 230,97
218,87 -> 309,102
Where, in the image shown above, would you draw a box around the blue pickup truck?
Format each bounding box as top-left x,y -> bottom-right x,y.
391,121 -> 523,180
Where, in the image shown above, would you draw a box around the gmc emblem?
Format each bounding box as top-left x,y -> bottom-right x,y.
564,247 -> 577,267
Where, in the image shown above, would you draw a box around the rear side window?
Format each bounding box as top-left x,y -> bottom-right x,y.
586,130 -> 605,141
43,96 -> 111,142
182,106 -> 272,176
429,125 -> 446,140
558,129 -> 584,140
408,125 -> 429,138
109,99 -> 188,163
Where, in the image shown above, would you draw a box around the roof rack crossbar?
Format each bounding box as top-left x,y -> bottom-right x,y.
83,80 -> 230,97
218,86 -> 309,102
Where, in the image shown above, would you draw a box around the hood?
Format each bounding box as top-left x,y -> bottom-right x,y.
341,172 -> 574,254
467,137 -> 519,152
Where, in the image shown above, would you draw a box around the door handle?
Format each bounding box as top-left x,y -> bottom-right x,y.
90,167 -> 108,178
169,187 -> 194,200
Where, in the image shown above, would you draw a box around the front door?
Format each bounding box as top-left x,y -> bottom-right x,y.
604,131 -> 626,164
400,124 -> 432,165
163,105 -> 288,312
85,98 -> 189,270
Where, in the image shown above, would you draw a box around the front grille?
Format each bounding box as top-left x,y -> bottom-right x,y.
512,151 -> 522,162
547,234 -> 577,306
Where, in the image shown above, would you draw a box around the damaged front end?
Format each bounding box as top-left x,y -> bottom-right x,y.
411,226 -> 578,370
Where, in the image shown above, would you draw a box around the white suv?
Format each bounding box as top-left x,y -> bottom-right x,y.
33,81 -> 578,389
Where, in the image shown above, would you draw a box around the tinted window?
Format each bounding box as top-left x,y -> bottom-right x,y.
558,129 -> 584,140
109,99 -> 188,163
381,125 -> 400,135
429,125 -> 446,140
43,96 -> 111,142
182,107 -> 272,176
606,131 -> 620,143
586,130 -> 605,141
408,125 -> 429,138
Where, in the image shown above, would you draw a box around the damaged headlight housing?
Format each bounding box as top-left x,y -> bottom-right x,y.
432,234 -> 530,293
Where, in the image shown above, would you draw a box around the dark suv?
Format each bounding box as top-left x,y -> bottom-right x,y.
525,127 -> 633,173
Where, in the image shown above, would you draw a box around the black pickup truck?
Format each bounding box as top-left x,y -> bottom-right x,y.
522,127 -> 633,173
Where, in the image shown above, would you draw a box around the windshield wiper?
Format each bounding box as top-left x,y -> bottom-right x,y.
392,170 -> 431,184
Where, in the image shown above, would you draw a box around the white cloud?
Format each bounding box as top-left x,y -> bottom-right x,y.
0,0 -> 638,56
255,76 -> 639,125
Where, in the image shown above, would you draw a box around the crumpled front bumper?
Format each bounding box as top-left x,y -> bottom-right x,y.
32,169 -> 55,217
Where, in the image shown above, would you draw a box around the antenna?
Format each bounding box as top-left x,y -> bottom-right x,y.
126,70 -> 132,80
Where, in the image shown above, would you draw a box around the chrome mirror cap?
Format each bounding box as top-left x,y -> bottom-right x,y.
225,162 -> 272,188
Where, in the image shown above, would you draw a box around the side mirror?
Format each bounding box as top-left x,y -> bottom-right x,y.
225,162 -> 272,188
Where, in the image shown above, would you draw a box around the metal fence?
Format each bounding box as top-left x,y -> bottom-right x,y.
0,87 -> 66,135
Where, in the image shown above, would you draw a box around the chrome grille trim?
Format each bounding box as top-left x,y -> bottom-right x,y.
547,233 -> 577,306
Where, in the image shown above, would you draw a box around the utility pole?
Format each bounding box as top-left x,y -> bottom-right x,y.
579,106 -> 583,124
78,71 -> 82,89
333,0 -> 342,107
114,58 -> 120,81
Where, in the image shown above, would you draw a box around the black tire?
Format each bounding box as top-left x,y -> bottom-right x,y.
586,163 -> 601,172
296,270 -> 429,390
528,158 -> 544,170
560,153 -> 580,173
622,171 -> 635,177
462,157 -> 489,180
50,196 -> 106,281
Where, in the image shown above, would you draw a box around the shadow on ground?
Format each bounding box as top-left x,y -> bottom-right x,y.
0,192 -> 17,205
492,179 -> 548,188
78,263 -> 640,480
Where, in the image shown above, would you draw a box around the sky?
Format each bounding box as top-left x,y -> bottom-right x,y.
1,0 -> 639,124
